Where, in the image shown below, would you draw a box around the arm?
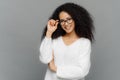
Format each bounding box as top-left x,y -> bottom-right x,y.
39,19 -> 59,64
39,36 -> 53,64
48,52 -> 57,72
56,39 -> 91,79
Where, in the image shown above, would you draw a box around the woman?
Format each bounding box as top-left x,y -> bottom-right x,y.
39,2 -> 95,80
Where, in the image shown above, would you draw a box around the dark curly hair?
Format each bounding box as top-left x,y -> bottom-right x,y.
41,2 -> 95,43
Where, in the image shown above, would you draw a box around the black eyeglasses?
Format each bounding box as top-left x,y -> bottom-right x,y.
59,18 -> 73,25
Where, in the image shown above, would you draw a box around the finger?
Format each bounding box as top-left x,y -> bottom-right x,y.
47,20 -> 51,27
54,20 -> 59,26
48,19 -> 55,26
56,20 -> 59,22
50,21 -> 55,26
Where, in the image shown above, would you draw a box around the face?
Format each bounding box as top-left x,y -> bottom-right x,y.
59,11 -> 75,34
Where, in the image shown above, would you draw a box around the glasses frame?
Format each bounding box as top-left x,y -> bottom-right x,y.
59,18 -> 73,25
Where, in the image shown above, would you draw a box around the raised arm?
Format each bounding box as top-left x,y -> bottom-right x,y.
39,37 -> 53,64
39,19 -> 59,64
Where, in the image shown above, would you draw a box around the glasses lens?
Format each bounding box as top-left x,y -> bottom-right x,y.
60,20 -> 64,25
60,18 -> 72,25
67,18 -> 72,24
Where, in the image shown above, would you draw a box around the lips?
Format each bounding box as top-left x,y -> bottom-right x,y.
64,26 -> 71,30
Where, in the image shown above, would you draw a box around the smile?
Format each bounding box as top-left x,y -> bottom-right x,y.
64,26 -> 71,30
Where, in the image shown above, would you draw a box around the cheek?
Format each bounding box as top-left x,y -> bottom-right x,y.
71,22 -> 75,29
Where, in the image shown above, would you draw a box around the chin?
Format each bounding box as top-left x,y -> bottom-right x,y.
65,30 -> 73,34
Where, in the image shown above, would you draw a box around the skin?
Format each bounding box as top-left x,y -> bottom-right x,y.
59,11 -> 79,46
46,11 -> 79,72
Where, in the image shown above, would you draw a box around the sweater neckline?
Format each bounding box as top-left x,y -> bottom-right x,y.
60,36 -> 82,47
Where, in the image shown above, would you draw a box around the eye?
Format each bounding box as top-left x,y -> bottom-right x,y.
67,18 -> 72,20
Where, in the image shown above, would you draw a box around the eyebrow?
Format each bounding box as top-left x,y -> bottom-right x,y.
59,17 -> 72,20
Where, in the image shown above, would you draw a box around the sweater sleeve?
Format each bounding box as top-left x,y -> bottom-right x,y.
56,39 -> 91,79
39,37 -> 53,64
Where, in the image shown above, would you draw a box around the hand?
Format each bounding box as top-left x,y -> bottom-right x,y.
48,53 -> 57,72
47,19 -> 59,34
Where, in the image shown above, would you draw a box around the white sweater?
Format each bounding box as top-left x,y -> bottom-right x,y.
39,36 -> 91,80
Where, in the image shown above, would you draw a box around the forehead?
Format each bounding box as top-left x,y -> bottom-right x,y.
59,11 -> 71,19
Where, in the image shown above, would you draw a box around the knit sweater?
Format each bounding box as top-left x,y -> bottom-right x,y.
39,36 -> 91,80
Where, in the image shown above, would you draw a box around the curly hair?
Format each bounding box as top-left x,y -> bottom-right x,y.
41,2 -> 95,43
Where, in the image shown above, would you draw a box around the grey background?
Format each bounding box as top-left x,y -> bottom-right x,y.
0,0 -> 120,80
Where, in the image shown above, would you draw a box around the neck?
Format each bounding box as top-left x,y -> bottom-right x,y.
64,31 -> 79,39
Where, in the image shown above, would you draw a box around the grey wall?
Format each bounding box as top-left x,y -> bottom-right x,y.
0,0 -> 120,80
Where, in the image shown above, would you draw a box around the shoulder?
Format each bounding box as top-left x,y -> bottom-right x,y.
52,36 -> 61,42
52,36 -> 62,48
76,37 -> 91,52
79,37 -> 91,46
52,36 -> 62,45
